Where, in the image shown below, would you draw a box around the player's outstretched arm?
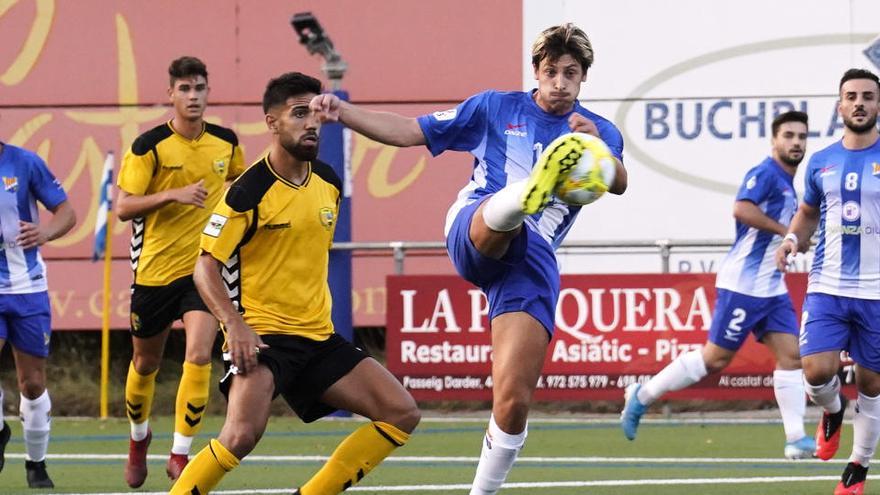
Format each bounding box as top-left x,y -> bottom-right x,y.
193,253 -> 267,374
774,202 -> 819,271
733,200 -> 787,237
116,180 -> 209,221
310,93 -> 425,147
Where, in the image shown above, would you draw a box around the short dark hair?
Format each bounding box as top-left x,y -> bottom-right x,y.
262,72 -> 323,113
168,56 -> 208,86
531,23 -> 593,73
771,111 -> 808,137
839,68 -> 880,93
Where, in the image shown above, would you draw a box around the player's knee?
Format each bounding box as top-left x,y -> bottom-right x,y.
703,354 -> 732,373
802,362 -> 837,386
184,349 -> 212,365
131,353 -> 161,375
219,428 -> 260,459
17,379 -> 46,400
392,402 -> 421,434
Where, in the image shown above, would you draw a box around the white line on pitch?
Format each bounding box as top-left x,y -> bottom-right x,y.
5,453 -> 829,464
49,474 -> 864,495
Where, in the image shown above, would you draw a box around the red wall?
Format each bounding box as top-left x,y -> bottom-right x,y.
0,1 -> 521,328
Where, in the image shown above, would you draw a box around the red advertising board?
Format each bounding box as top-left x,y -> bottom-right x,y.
386,273 -> 810,401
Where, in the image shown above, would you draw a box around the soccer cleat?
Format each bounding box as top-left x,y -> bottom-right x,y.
166,452 -> 189,480
521,133 -> 589,214
834,462 -> 868,495
125,429 -> 151,488
25,460 -> 54,489
0,421 -> 10,473
621,383 -> 648,441
816,394 -> 848,461
784,435 -> 817,460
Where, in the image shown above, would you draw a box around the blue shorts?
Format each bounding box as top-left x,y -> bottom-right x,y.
446,197 -> 559,335
708,288 -> 799,351
799,293 -> 880,372
0,291 -> 52,358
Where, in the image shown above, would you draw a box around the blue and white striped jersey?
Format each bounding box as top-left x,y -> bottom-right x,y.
0,144 -> 67,294
716,158 -> 798,297
417,90 -> 624,249
804,139 -> 880,299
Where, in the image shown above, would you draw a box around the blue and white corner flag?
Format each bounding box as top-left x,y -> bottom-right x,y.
92,151 -> 114,261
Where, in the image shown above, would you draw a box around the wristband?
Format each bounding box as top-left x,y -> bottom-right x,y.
783,233 -> 799,246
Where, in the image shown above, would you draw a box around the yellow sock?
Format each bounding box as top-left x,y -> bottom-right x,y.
175,361 -> 212,437
170,438 -> 239,495
300,421 -> 410,495
124,362 -> 157,427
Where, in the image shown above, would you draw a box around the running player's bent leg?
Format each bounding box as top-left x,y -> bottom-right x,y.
471,312 -> 549,495
170,365 -> 274,495
172,310 -> 217,464
301,358 -> 419,495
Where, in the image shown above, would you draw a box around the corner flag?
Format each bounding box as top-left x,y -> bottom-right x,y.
93,151 -> 114,261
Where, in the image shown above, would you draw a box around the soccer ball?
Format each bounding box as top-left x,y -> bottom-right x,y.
555,133 -> 616,206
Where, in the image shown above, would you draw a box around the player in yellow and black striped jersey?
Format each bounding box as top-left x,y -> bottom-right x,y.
170,72 -> 420,495
115,56 -> 245,487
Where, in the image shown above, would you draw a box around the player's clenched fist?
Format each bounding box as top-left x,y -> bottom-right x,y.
310,93 -> 341,122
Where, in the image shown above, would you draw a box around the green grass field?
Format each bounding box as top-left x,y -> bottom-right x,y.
0,414 -> 859,494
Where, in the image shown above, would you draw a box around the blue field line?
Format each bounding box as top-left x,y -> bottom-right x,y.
30,421 -> 790,444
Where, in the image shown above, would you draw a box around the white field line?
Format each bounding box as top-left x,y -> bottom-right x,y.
50,474 -> 864,495
6,452 -> 832,464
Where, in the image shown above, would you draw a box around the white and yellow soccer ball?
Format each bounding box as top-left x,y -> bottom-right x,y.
555,133 -> 617,206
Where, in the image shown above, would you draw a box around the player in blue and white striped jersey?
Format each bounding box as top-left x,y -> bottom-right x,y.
312,24 -> 628,495
0,141 -> 75,487
776,68 -> 880,495
622,112 -> 814,459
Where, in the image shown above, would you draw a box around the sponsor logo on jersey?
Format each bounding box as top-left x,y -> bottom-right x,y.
432,109 -> 457,121
2,176 -> 18,192
264,222 -> 291,230
203,213 -> 228,237
161,163 -> 183,170
746,175 -> 757,189
873,162 -> 880,176
842,201 -> 861,222
819,164 -> 838,177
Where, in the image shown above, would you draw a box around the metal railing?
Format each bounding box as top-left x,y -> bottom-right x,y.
331,239 -> 734,274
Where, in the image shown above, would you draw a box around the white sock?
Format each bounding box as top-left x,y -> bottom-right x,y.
0,387 -> 5,424
851,392 -> 880,467
773,369 -> 807,442
20,390 -> 51,462
804,375 -> 842,413
469,415 -> 527,495
638,350 -> 707,405
482,181 -> 528,232
171,432 -> 194,455
131,420 -> 150,441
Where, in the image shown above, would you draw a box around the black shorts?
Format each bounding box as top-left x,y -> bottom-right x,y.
219,333 -> 368,422
129,275 -> 211,338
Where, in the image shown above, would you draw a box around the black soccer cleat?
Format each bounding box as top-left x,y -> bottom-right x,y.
835,461 -> 868,494
0,421 -> 10,473
25,460 -> 55,489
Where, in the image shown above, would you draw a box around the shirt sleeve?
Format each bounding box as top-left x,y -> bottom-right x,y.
200,187 -> 251,264
802,157 -> 821,207
117,142 -> 156,195
416,91 -> 489,156
28,156 -> 67,210
227,143 -> 246,180
598,123 -> 625,162
735,166 -> 771,205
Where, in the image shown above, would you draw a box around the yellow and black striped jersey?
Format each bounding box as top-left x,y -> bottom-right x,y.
118,121 -> 245,286
200,157 -> 340,340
